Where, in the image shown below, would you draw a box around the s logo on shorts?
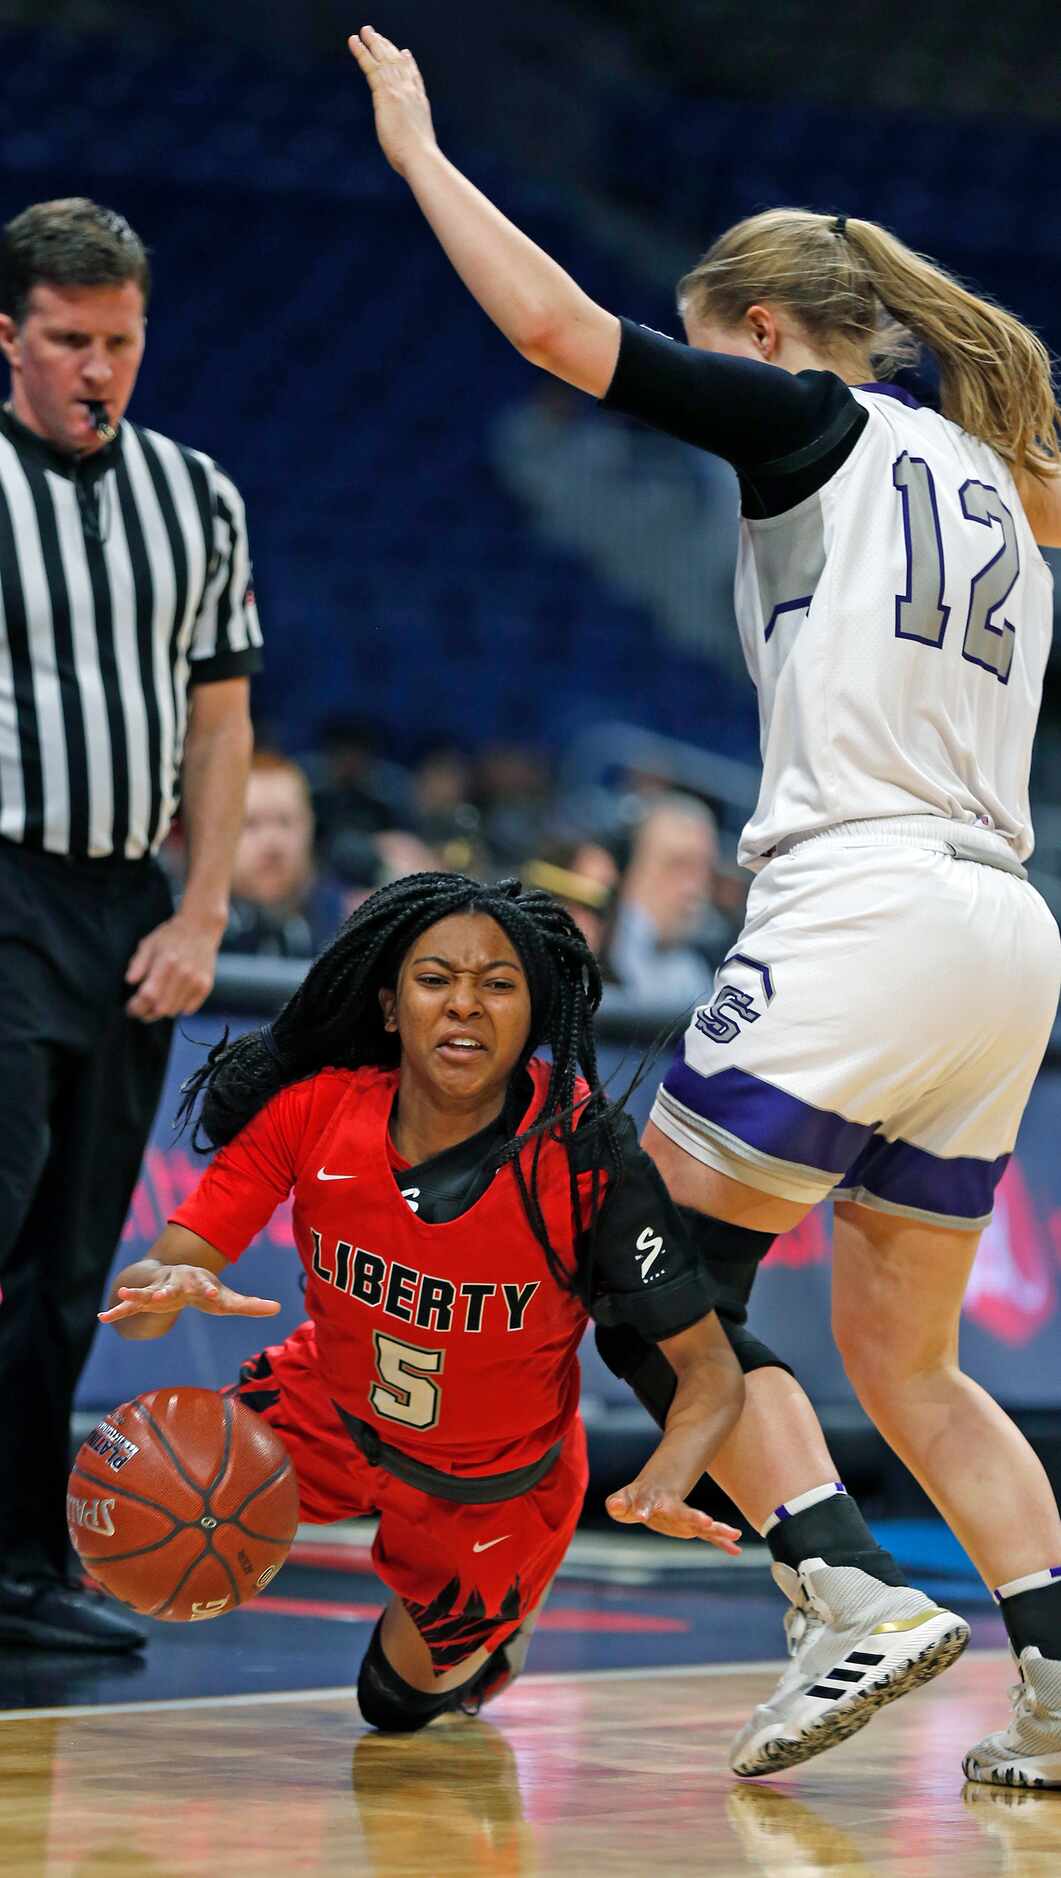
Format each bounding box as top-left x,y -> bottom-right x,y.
695,987 -> 760,1044
694,954 -> 775,1045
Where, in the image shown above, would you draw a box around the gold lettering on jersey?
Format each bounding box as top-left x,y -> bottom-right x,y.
307,1230 -> 541,1334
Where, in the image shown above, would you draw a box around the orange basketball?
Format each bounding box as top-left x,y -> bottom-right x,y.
67,1387 -> 300,1623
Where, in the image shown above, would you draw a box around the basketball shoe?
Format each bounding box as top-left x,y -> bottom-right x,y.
963,1649 -> 1061,1787
458,1594 -> 549,1716
731,1557 -> 970,1776
0,1570 -> 145,1651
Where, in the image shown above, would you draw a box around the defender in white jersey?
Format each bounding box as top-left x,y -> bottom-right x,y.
351,29 -> 1061,1787
736,386 -> 1051,870
653,381 -> 1058,1234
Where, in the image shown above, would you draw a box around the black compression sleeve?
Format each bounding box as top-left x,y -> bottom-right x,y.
579,1114 -> 720,1340
601,317 -> 868,517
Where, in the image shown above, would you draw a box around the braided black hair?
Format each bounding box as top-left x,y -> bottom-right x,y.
177,872 -> 625,1299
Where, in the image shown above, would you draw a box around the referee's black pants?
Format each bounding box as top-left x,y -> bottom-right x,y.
0,840 -> 173,1578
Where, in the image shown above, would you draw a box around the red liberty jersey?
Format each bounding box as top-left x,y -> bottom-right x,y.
172,1062 -> 594,1476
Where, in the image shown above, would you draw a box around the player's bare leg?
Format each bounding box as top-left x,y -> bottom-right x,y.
708,1367 -> 839,1530
833,1201 -> 1061,1786
458,1580 -> 555,1715
832,1202 -> 1061,1585
357,1594 -> 494,1732
380,1593 -> 492,1695
358,1585 -> 552,1732
642,1121 -> 969,1776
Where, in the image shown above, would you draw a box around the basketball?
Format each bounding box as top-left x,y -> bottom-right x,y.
66,1387 -> 300,1623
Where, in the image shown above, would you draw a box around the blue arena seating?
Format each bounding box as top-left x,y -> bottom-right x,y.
0,25 -> 1056,761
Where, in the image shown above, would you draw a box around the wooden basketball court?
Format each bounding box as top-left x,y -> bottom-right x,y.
4,1652 -> 1061,1876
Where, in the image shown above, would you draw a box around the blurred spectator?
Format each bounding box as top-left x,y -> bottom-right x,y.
407,737 -> 486,873
608,794 -> 731,1005
376,829 -> 442,882
328,825 -> 443,917
474,742 -> 554,865
523,839 -> 619,957
222,751 -> 346,958
310,714 -> 412,839
411,739 -> 474,830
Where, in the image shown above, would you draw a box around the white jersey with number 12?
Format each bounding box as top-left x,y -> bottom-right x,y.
735,387 -> 1053,869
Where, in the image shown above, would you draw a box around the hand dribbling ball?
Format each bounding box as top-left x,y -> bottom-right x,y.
67,1386 -> 299,1622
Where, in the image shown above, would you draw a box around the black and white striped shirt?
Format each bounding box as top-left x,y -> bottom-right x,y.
0,407 -> 263,859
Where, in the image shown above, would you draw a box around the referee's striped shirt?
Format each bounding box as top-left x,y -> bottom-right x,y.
0,406 -> 263,860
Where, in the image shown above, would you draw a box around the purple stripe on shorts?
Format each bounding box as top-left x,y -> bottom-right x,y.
663,1047 -> 1008,1223
840,1135 -> 1010,1224
662,1049 -> 874,1175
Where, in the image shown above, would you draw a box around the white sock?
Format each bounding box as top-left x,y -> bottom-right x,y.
760,1481 -> 846,1539
994,1565 -> 1061,1603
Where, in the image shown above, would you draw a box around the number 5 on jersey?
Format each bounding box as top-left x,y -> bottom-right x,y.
370,1331 -> 444,1430
893,452 -> 1018,683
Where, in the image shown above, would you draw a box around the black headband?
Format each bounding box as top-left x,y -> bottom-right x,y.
831,214 -> 848,237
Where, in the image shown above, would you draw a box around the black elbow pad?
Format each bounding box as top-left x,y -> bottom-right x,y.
593,1322 -> 677,1429
590,1267 -> 717,1342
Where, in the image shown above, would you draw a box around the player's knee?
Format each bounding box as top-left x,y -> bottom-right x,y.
674,1207 -> 793,1382
357,1622 -> 453,1735
835,1318 -> 953,1416
833,1309 -> 890,1405
720,1317 -> 793,1382
674,1207 -> 776,1319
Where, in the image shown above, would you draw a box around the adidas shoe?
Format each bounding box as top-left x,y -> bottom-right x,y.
731,1557 -> 970,1777
963,1648 -> 1061,1788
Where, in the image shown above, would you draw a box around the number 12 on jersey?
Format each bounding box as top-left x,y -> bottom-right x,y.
893,452 -> 1019,683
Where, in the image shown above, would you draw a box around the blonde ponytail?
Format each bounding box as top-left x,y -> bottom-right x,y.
678,208 -> 1060,480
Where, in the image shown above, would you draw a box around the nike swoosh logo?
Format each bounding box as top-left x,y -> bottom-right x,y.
472,1535 -> 511,1553
317,1168 -> 357,1182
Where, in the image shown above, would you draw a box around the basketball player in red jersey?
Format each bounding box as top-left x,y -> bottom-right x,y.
101,873 -> 745,1730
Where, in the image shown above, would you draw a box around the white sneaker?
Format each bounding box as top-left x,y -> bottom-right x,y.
963,1648 -> 1061,1788
730,1557 -> 970,1777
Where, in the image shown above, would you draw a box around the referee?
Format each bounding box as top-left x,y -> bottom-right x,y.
0,199 -> 260,1650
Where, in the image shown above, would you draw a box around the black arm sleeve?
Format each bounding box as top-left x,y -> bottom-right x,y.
601,317 -> 868,518
575,1113 -> 720,1341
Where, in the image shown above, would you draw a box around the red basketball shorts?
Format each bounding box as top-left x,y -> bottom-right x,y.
229,1321 -> 588,1672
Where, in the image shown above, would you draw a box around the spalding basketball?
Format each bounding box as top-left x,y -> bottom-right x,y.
67,1387 -> 300,1623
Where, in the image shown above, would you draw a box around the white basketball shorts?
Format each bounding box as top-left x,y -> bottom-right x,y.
651,817 -> 1061,1229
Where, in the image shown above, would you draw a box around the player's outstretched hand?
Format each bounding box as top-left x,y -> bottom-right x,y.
348,26 -> 437,176
98,1266 -> 281,1323
606,1483 -> 742,1553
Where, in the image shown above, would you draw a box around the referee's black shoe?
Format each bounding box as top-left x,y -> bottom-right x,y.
0,1572 -> 147,1651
